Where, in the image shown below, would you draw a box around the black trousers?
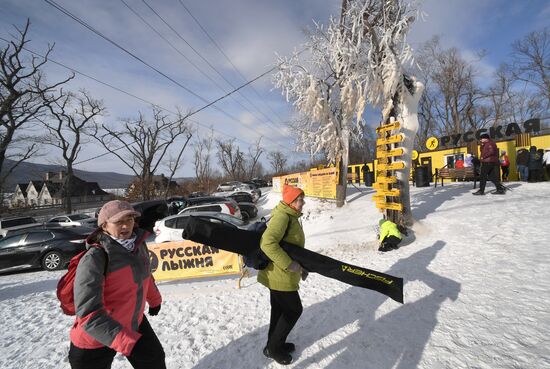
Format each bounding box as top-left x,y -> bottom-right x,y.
382,235 -> 401,248
479,163 -> 504,192
267,289 -> 303,352
501,166 -> 509,180
68,316 -> 166,369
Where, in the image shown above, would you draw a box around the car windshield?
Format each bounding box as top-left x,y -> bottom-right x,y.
68,214 -> 91,220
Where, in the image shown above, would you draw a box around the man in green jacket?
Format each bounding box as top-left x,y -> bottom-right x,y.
259,184 -> 307,365
378,219 -> 403,252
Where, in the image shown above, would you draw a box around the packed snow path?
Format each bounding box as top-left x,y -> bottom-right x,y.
1,182 -> 549,368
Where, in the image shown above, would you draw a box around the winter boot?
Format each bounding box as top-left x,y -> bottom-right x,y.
283,342 -> 296,353
263,347 -> 292,365
492,188 -> 506,195
378,243 -> 393,252
472,190 -> 485,196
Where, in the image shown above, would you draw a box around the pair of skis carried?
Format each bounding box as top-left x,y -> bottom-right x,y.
180,216 -> 404,304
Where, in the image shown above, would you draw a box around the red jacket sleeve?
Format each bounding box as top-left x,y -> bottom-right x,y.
146,275 -> 162,308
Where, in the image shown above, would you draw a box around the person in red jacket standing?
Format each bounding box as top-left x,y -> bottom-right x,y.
500,150 -> 510,181
473,134 -> 506,195
68,200 -> 165,369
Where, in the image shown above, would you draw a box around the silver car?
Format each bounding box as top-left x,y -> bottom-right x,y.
46,214 -> 97,228
216,181 -> 242,191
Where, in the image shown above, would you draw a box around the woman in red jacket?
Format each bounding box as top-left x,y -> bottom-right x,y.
500,150 -> 510,181
68,200 -> 165,369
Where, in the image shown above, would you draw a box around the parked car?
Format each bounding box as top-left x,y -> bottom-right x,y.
0,216 -> 43,238
178,201 -> 242,219
226,191 -> 254,204
183,196 -> 239,209
0,227 -> 90,272
242,181 -> 261,189
131,200 -> 169,232
216,181 -> 242,192
153,212 -> 248,243
234,184 -> 261,201
187,191 -> 208,198
46,213 -> 97,228
236,202 -> 258,221
251,178 -> 269,187
218,192 -> 257,220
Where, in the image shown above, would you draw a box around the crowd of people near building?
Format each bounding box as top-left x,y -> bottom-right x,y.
516,146 -> 550,182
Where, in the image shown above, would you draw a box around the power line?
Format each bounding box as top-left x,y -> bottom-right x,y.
140,0 -> 285,133
119,0 -> 292,140
177,0 -> 288,124
0,36 -> 297,166
43,0 -> 289,150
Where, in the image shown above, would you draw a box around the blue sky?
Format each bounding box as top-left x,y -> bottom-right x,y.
1,0 -> 549,177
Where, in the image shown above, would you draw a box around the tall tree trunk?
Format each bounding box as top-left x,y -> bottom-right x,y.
392,77 -> 424,227
336,128 -> 350,207
65,164 -> 74,214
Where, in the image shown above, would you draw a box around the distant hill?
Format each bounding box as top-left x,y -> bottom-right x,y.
1,159 -> 135,190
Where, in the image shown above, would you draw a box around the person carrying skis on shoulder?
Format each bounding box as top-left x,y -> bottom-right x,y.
67,200 -> 165,369
258,184 -> 308,365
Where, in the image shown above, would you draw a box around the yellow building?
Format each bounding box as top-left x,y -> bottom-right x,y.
416,132 -> 550,182
348,119 -> 550,184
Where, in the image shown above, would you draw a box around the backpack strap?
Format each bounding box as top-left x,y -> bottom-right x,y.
88,243 -> 109,276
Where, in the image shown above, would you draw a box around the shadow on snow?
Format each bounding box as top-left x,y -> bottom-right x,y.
192,240 -> 460,369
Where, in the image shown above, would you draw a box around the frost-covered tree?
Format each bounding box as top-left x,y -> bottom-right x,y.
274,0 -> 423,224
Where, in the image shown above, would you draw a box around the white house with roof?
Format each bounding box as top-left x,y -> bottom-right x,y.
11,183 -> 28,207
9,171 -> 114,208
25,181 -> 45,207
37,182 -> 63,206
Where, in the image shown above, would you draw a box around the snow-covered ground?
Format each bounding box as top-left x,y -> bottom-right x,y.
1,182 -> 549,369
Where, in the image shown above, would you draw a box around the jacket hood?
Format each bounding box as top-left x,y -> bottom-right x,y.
276,200 -> 302,218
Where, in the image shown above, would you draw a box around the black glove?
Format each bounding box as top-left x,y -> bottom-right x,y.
301,270 -> 309,281
149,304 -> 161,316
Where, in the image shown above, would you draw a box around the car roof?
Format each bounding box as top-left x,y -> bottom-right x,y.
186,196 -> 231,204
4,225 -> 94,237
165,211 -> 226,220
162,211 -> 246,227
0,216 -> 38,221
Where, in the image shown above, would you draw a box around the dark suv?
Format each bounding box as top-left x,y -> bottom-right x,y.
0,227 -> 90,272
0,216 -> 43,238
131,200 -> 169,232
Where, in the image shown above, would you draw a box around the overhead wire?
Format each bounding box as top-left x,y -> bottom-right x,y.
0,36 -> 298,166
43,0 -> 291,151
119,0 -> 293,141
140,0 -> 286,133
177,0 -> 288,124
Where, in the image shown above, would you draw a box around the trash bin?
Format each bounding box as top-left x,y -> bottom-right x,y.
415,166 -> 430,187
365,172 -> 375,187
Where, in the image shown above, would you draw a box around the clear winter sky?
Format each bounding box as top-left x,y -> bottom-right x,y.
0,0 -> 548,177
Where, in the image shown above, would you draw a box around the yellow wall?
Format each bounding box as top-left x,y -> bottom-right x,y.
416,133 -> 550,182
346,133 -> 550,184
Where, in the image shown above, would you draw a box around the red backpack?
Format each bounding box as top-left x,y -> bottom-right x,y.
56,245 -> 106,315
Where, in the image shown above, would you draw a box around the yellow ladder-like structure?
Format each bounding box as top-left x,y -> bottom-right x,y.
372,120 -> 404,213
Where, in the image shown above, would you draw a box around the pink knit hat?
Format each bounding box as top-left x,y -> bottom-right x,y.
97,200 -> 140,226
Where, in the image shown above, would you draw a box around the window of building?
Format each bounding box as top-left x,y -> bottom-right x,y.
444,153 -> 465,169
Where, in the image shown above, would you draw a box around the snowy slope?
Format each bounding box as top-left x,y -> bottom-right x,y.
1,182 -> 549,369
